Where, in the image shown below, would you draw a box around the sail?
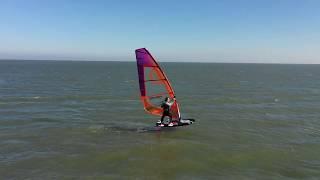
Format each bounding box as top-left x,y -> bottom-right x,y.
135,48 -> 180,121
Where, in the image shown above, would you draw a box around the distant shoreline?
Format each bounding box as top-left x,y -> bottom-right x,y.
0,59 -> 319,65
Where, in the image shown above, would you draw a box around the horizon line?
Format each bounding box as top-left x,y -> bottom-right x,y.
0,58 -> 320,65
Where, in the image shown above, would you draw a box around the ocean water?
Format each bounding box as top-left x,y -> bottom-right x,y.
1,60 -> 320,179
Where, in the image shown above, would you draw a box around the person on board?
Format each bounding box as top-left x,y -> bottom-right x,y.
158,96 -> 176,126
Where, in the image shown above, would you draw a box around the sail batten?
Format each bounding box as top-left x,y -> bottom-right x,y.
135,48 -> 180,121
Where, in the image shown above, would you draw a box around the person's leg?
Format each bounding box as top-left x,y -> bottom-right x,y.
167,113 -> 174,126
169,113 -> 172,122
160,114 -> 165,123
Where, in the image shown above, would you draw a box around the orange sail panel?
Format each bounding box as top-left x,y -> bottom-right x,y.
135,48 -> 180,121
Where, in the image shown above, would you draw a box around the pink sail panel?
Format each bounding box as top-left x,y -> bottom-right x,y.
135,48 -> 180,121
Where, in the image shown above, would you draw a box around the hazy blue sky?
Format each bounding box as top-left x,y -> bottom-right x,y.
0,0 -> 319,63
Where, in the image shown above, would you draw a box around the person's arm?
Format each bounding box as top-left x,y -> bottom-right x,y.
168,97 -> 176,106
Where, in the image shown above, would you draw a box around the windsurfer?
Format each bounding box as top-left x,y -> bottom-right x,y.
158,96 -> 176,126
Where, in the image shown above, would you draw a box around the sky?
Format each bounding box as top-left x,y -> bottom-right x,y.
0,0 -> 319,63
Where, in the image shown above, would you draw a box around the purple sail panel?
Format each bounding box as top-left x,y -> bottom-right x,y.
135,48 -> 159,96
135,49 -> 147,96
135,48 -> 157,67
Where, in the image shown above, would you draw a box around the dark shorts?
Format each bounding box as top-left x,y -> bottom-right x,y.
162,111 -> 171,116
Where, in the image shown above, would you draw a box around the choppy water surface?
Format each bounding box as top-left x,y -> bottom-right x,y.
1,60 -> 320,179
